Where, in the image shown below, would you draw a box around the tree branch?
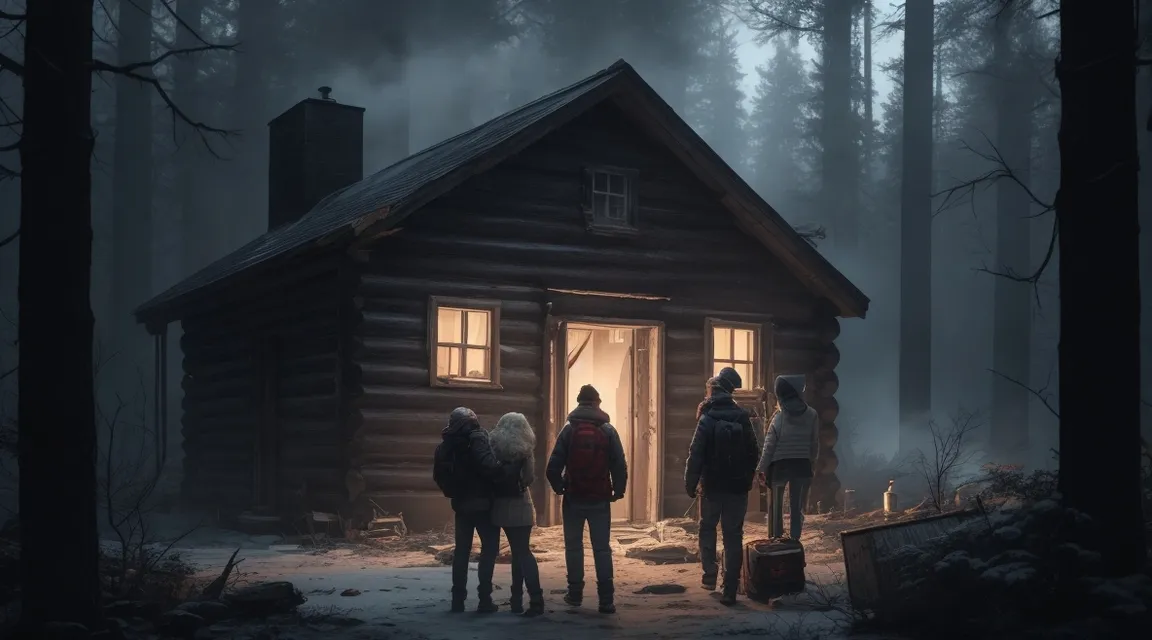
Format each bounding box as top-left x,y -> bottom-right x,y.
988,368 -> 1060,419
0,227 -> 16,249
90,47 -> 238,158
0,162 -> 18,181
0,10 -> 24,21
0,51 -> 23,77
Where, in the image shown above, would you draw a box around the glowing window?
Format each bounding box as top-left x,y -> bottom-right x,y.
429,297 -> 501,388
711,323 -> 759,389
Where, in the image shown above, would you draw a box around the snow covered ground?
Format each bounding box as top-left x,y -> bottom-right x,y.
149,515 -> 863,640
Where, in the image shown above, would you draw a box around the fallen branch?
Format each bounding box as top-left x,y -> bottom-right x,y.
201,547 -> 244,600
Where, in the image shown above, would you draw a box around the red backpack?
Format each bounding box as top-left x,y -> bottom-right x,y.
564,421 -> 613,501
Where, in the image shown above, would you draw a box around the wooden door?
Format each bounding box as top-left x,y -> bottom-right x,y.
542,317 -> 567,526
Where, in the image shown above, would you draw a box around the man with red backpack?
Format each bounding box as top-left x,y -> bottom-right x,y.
684,367 -> 760,605
546,384 -> 628,614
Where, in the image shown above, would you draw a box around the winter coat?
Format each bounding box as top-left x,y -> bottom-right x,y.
545,403 -> 628,503
441,407 -> 505,513
757,405 -> 821,478
684,391 -> 760,495
488,412 -> 538,528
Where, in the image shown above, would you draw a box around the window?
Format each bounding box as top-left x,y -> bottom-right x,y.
428,297 -> 501,388
581,166 -> 638,232
707,320 -> 760,391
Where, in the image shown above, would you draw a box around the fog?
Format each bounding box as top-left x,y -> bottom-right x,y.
0,0 -> 1147,519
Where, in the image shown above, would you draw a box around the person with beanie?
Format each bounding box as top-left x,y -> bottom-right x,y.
684,367 -> 760,605
439,407 -> 506,613
757,375 -> 821,541
546,384 -> 628,614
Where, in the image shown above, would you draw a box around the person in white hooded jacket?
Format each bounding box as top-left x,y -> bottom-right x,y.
757,375 -> 821,540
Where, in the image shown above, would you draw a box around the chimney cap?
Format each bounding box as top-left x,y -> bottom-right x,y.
318,86 -> 333,101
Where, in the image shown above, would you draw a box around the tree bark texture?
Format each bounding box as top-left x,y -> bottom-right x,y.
821,0 -> 859,250
19,0 -> 102,629
898,0 -> 934,448
1056,0 -> 1145,573
989,4 -> 1034,460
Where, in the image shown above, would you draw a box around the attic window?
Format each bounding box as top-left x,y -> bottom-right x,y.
582,166 -> 638,233
428,297 -> 502,389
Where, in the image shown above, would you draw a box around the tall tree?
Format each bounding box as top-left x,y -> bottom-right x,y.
1057,0 -> 1145,573
988,2 -> 1035,460
174,0 -> 207,275
111,0 -> 154,369
743,0 -> 861,249
898,0 -> 934,450
685,17 -> 748,171
861,0 -> 874,173
748,35 -> 813,207
17,0 -> 103,630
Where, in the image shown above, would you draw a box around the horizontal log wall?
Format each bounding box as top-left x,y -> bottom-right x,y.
179,252 -> 346,516
347,101 -> 842,530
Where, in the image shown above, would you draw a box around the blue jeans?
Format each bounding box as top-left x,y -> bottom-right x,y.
770,478 -> 811,540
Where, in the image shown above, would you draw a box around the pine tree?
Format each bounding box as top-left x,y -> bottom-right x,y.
747,35 -> 813,212
685,16 -> 748,173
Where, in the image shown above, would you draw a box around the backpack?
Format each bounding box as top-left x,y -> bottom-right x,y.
433,433 -> 470,499
564,421 -> 613,501
710,417 -> 748,482
494,459 -> 526,498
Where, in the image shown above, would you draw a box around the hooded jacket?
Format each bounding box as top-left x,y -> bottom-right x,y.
685,390 -> 760,495
757,376 -> 821,477
545,403 -> 628,503
441,407 -> 504,513
488,412 -> 538,528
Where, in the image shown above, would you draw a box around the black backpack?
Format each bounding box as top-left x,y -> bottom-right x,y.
494,459 -> 526,498
710,417 -> 748,481
433,433 -> 470,499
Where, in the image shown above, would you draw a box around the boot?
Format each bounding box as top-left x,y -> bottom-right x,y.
701,573 -> 717,591
450,592 -> 466,613
719,590 -> 737,606
522,590 -> 545,618
597,581 -> 616,615
563,581 -> 584,607
509,589 -> 524,614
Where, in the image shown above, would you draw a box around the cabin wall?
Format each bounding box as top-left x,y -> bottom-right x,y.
178,253 -> 348,516
345,101 -> 843,530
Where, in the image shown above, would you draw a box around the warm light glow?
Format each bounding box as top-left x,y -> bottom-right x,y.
435,307 -> 492,382
713,325 -> 757,386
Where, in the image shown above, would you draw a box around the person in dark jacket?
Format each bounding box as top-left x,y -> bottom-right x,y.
684,368 -> 760,605
442,407 -> 506,613
546,384 -> 628,614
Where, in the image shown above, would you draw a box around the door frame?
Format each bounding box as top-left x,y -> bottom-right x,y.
543,315 -> 665,526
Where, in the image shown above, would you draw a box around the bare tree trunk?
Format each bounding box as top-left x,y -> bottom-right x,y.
898,0 -> 934,450
111,0 -> 154,377
1137,0 -> 1152,436
175,0 -> 206,276
822,0 -> 859,250
232,0 -> 273,240
1056,0 -> 1145,573
989,5 -> 1033,461
862,0 -> 873,172
19,0 -> 102,630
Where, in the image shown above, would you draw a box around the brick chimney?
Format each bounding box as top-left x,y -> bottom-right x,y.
267,86 -> 365,231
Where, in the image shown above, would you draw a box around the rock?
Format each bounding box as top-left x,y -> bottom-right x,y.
340,588 -> 361,597
624,543 -> 698,565
176,600 -> 231,622
633,584 -> 687,595
223,581 -> 306,616
40,622 -> 90,640
157,610 -> 205,637
103,600 -> 163,620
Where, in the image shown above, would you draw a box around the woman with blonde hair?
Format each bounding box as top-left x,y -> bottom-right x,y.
489,412 -> 544,617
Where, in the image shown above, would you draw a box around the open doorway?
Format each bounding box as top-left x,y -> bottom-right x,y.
559,322 -> 663,524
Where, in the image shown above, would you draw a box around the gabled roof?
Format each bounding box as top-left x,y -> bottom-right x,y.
136,59 -> 869,323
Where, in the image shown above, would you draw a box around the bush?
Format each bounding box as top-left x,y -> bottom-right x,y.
863,499 -> 1152,639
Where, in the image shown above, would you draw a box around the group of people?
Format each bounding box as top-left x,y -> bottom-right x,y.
433,367 -> 821,617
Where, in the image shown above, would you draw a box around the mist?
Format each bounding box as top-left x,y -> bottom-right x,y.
0,0 -> 1145,518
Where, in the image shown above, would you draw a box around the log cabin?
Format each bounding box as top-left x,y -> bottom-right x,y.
134,60 -> 869,532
